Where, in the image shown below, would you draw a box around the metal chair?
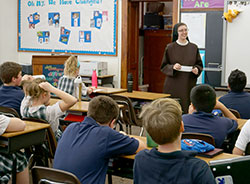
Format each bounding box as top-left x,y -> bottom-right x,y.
32,166 -> 81,184
110,95 -> 143,136
182,132 -> 216,146
22,117 -> 57,167
0,106 -> 20,118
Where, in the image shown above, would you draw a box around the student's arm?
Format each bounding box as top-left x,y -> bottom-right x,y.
214,100 -> 237,121
134,138 -> 147,153
5,118 -> 26,132
233,147 -> 244,155
39,82 -> 77,112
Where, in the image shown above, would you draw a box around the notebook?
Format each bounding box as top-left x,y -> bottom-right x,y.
198,148 -> 223,158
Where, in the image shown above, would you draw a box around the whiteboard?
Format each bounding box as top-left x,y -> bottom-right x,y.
222,0 -> 250,86
18,0 -> 118,56
181,13 -> 206,49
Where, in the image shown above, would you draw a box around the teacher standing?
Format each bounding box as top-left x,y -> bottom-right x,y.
160,23 -> 203,114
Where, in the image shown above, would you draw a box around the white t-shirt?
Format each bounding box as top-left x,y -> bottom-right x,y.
235,119 -> 250,151
0,115 -> 10,135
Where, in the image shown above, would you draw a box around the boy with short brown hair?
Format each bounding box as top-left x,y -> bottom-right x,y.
134,98 -> 215,184
0,62 -> 29,116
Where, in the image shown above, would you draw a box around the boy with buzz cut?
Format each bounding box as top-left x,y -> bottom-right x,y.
219,69 -> 250,119
53,95 -> 146,184
134,98 -> 215,184
0,61 -> 31,116
183,84 -> 238,148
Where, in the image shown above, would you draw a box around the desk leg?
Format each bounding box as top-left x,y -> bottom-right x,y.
12,154 -> 16,184
108,173 -> 112,184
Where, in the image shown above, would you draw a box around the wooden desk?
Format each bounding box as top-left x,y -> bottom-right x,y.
108,135 -> 240,179
113,91 -> 170,101
237,118 -> 248,130
81,75 -> 115,87
50,98 -> 123,113
93,87 -> 127,94
0,121 -> 49,154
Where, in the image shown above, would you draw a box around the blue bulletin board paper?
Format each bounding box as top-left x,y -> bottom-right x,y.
18,0 -> 117,56
43,64 -> 64,87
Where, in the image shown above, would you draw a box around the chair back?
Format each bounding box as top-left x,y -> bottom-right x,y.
245,142 -> 250,155
229,108 -> 241,118
182,132 -> 216,146
110,95 -> 142,127
32,166 -> 81,184
0,106 -> 20,118
22,117 -> 57,158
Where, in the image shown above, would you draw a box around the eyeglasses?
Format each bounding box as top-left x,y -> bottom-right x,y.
178,29 -> 189,33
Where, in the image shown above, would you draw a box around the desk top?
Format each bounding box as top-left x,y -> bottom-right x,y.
50,98 -> 89,112
237,118 -> 247,130
1,121 -> 50,138
93,87 -> 127,94
122,136 -> 240,164
50,98 -> 123,112
114,91 -> 170,101
81,75 -> 114,79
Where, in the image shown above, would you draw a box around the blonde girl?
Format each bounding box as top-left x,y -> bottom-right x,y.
20,78 -> 77,139
57,55 -> 93,99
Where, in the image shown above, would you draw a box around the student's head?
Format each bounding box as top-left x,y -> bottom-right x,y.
0,62 -> 22,85
139,98 -> 183,145
228,69 -> 246,92
190,84 -> 216,113
87,96 -> 119,126
172,22 -> 189,42
26,78 -> 50,105
63,55 -> 80,77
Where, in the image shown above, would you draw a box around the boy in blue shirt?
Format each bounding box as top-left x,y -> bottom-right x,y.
0,62 -> 31,116
134,98 -> 215,184
219,69 -> 250,119
53,95 -> 146,184
183,84 -> 238,148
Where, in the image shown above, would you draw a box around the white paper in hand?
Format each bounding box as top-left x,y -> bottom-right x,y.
179,66 -> 193,72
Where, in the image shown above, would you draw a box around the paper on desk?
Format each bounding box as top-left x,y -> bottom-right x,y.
179,66 -> 193,72
93,89 -> 104,93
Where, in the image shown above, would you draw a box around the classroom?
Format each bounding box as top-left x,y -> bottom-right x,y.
1,0 -> 250,183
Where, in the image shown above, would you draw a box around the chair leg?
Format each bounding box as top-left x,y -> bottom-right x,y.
108,173 -> 112,184
139,127 -> 144,137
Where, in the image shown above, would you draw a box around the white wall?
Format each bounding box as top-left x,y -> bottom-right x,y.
0,0 -> 122,87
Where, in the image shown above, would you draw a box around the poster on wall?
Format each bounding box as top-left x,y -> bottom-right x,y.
18,0 -> 118,56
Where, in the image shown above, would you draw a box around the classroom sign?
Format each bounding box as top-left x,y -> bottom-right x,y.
181,0 -> 224,9
18,0 -> 117,55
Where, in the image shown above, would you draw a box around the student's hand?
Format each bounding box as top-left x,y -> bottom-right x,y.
192,67 -> 199,75
214,100 -> 223,109
87,87 -> 95,94
22,75 -> 34,81
39,82 -> 54,92
173,63 -> 181,70
188,104 -> 196,114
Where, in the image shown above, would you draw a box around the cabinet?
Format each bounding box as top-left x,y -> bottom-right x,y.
143,29 -> 172,93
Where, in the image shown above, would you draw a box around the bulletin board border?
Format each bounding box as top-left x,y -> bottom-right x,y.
17,0 -> 118,56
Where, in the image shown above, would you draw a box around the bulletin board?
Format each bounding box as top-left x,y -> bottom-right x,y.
18,0 -> 118,56
222,0 -> 250,87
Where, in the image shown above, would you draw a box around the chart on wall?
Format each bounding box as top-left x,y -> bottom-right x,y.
18,0 -> 117,55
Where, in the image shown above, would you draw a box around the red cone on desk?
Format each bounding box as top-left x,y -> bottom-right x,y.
92,70 -> 98,88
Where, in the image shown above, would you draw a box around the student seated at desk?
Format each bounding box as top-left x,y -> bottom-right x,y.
57,55 -> 94,100
0,61 -> 32,116
134,98 -> 215,184
182,84 -> 238,148
53,95 -> 146,184
0,115 -> 29,184
20,78 -> 77,140
233,119 -> 250,155
219,69 -> 250,119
